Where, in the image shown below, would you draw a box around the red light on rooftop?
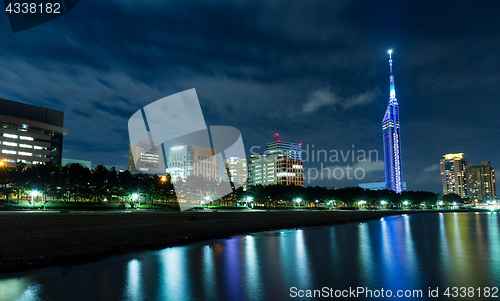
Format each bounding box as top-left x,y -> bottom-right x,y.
275,133 -> 278,136
278,140 -> 281,142
299,143 -> 302,145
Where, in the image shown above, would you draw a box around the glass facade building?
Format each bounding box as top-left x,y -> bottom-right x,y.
0,98 -> 67,167
382,51 -> 404,193
266,140 -> 302,160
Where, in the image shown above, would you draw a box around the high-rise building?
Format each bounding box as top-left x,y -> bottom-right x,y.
128,140 -> 162,174
0,98 -> 67,167
382,50 -> 404,193
248,154 -> 303,187
266,133 -> 302,160
224,156 -> 247,186
466,161 -> 496,202
249,135 -> 304,187
440,153 -> 468,198
166,145 -> 218,182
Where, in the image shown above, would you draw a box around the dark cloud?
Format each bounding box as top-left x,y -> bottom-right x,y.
0,0 -> 498,192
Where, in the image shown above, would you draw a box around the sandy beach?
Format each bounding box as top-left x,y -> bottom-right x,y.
0,209 -> 472,274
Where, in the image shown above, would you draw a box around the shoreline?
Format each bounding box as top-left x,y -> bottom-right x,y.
0,209 -> 487,274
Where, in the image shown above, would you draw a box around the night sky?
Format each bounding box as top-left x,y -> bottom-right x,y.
0,0 -> 499,193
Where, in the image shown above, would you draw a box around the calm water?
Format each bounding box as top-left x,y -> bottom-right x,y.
1,212 -> 499,300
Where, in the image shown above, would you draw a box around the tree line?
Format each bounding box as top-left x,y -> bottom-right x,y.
0,162 -> 176,204
0,162 -> 440,207
237,185 -> 440,207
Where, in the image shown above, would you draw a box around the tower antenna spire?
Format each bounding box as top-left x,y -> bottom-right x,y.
388,50 -> 395,100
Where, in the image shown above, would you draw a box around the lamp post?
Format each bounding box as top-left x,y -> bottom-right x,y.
160,176 -> 167,204
30,190 -> 39,207
296,198 -> 302,208
246,196 -> 253,208
132,193 -> 139,208
204,195 -> 210,208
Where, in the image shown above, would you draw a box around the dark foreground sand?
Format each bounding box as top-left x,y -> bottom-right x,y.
0,210 -> 455,273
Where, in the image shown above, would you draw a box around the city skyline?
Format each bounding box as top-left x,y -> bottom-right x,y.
0,1 -> 499,193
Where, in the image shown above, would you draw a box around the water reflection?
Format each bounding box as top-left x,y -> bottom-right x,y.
1,213 -> 499,301
125,259 -> 142,300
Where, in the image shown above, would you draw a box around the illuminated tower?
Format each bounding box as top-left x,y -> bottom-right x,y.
382,50 -> 403,193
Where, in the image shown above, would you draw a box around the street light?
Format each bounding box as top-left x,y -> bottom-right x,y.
246,196 -> 253,208
30,190 -> 39,206
403,201 -> 409,206
132,193 -> 139,207
161,176 -> 167,182
381,200 -> 387,206
296,198 -> 302,207
0,161 -> 4,166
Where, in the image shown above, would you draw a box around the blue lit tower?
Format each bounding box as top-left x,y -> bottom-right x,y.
382,50 -> 403,193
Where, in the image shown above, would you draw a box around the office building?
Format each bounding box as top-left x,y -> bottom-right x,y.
440,153 -> 468,198
0,98 -> 67,167
382,50 -> 404,193
266,133 -> 302,160
128,140 -> 162,174
248,154 -> 303,187
224,156 -> 247,186
466,161 -> 496,202
166,145 -> 218,182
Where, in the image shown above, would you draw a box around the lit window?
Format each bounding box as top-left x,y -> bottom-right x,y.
2,150 -> 16,154
19,144 -> 32,148
19,136 -> 34,141
2,141 -> 17,147
18,152 -> 32,156
3,133 -> 18,139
